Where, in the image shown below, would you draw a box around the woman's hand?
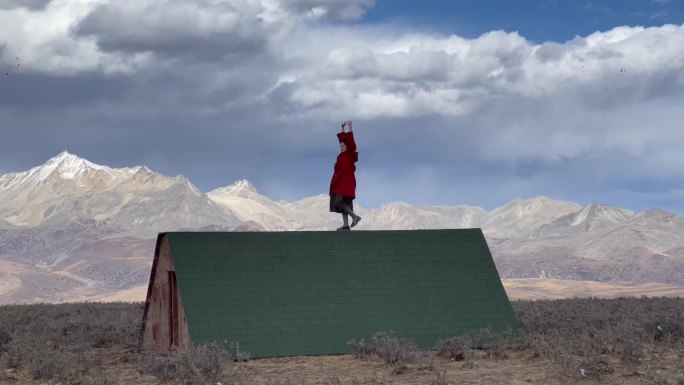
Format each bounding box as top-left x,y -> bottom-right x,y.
346,121 -> 353,132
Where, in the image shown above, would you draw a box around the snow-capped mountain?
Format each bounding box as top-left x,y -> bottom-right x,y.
1,151 -> 683,303
570,202 -> 633,226
203,179 -> 684,285
360,201 -> 486,230
0,152 -> 248,303
0,151 -> 241,236
483,197 -> 582,238
207,180 -> 296,231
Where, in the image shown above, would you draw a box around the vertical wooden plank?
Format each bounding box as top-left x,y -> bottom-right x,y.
141,234 -> 174,352
169,271 -> 179,348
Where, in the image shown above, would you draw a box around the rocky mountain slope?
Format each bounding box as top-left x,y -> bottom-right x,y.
1,152 -> 683,303
0,152 -> 245,303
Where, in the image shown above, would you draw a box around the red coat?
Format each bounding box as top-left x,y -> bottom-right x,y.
329,132 -> 358,198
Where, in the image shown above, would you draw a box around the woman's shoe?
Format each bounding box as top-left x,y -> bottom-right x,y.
351,216 -> 362,228
336,225 -> 351,231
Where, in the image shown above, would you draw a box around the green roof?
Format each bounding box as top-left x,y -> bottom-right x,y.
166,229 -> 517,358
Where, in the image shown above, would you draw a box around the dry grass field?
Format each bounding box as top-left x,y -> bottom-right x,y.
1,298 -> 683,385
502,279 -> 684,300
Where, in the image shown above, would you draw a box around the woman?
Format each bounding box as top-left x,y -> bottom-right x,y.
329,120 -> 362,230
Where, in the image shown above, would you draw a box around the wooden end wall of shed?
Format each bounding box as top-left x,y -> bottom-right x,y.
139,234 -> 190,352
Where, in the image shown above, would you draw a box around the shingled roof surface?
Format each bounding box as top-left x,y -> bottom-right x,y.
166,229 -> 517,358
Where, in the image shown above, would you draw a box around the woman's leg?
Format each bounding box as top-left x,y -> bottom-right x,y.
334,196 -> 360,229
334,195 -> 350,229
341,203 -> 361,227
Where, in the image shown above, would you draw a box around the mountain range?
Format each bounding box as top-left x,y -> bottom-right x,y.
1,151 -> 683,303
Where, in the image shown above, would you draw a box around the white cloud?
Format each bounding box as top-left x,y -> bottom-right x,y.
0,0 -> 150,75
278,0 -> 375,21
10,2 -> 682,112
273,23 -> 684,130
2,0 -> 684,212
75,0 -> 274,58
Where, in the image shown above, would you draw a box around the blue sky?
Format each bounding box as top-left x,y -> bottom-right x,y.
365,0 -> 683,42
1,0 -> 683,215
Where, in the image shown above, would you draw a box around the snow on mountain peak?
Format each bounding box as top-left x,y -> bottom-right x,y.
40,151 -> 107,180
230,179 -> 257,192
0,152 -> 174,197
490,196 -> 581,219
570,202 -> 634,227
171,175 -> 203,194
210,179 -> 259,198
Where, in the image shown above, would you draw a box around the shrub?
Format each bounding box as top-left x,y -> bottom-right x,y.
470,328 -> 513,359
347,337 -> 375,359
27,343 -> 79,382
85,368 -> 121,385
513,297 -> 684,379
0,302 -> 143,350
653,322 -> 684,344
0,329 -> 10,348
348,332 -> 419,366
140,342 -> 234,385
435,327 -> 517,364
619,339 -> 644,367
434,335 -> 470,361
0,353 -> 7,382
227,341 -> 250,362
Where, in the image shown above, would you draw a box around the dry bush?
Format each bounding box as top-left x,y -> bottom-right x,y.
347,336 -> 375,359
513,297 -> 684,379
434,334 -> 472,363
26,342 -> 79,382
85,368 -> 121,385
0,328 -> 9,381
227,341 -> 251,362
0,302 -> 143,383
619,339 -> 644,367
0,302 -> 143,349
434,327 -> 517,368
139,342 -> 235,385
430,369 -> 448,385
0,353 -> 7,382
0,329 -> 10,348
470,327 -> 517,359
3,298 -> 684,383
347,331 -> 419,366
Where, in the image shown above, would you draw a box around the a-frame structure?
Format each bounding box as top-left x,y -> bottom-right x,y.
139,229 -> 517,357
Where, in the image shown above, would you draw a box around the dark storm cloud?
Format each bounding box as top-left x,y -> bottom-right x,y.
0,73 -> 131,108
0,0 -> 52,11
74,0 -> 270,60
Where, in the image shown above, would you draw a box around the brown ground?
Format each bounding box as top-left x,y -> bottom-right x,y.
5,269 -> 684,304
3,295 -> 683,385
3,344 -> 682,385
503,278 -> 684,300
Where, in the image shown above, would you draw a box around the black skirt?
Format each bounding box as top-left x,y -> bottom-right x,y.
329,193 -> 354,213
